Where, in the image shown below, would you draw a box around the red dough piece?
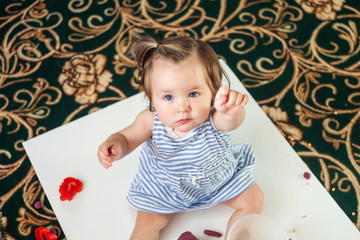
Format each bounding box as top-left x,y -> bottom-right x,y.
204,229 -> 222,237
177,231 -> 197,240
34,201 -> 44,209
35,226 -> 57,240
303,172 -> 311,180
59,177 -> 83,201
49,227 -> 57,236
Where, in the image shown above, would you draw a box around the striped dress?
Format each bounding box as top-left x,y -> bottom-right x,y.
127,113 -> 256,214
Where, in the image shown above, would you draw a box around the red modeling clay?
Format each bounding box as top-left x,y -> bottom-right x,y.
204,229 -> 222,237
303,172 -> 311,180
34,201 -> 44,209
177,231 -> 197,240
49,227 -> 57,235
35,226 -> 57,240
59,177 -> 83,201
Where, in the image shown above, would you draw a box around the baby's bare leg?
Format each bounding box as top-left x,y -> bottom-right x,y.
130,211 -> 174,240
222,183 -> 264,236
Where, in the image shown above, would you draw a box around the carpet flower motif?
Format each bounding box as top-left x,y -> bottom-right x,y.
295,0 -> 345,20
58,54 -> 113,104
262,106 -> 303,145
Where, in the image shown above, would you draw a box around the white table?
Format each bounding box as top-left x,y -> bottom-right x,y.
23,60 -> 360,239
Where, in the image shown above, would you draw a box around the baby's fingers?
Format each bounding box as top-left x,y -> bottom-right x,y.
225,91 -> 239,108
240,94 -> 249,106
229,92 -> 248,107
99,156 -> 112,169
98,144 -> 114,169
101,159 -> 113,169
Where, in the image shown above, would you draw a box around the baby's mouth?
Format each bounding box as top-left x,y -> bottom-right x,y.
176,118 -> 191,124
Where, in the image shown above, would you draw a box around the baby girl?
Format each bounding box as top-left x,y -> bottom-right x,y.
97,35 -> 263,239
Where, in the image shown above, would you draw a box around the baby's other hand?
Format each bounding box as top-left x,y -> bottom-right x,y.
97,142 -> 120,169
214,86 -> 248,114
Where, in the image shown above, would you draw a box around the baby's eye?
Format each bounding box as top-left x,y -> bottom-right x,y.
189,92 -> 199,98
163,95 -> 173,101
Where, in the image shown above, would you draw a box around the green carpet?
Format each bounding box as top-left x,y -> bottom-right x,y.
1,0 -> 359,239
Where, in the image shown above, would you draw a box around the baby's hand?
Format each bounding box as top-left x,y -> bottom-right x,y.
214,86 -> 248,114
97,142 -> 121,169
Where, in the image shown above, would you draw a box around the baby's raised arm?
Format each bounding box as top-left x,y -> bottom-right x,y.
97,109 -> 154,169
212,86 -> 248,132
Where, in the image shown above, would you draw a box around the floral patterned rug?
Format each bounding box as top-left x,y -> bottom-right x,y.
1,0 -> 359,239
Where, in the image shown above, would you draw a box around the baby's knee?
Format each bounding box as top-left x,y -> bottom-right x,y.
224,183 -> 263,212
250,184 -> 264,211
231,183 -> 264,212
156,213 -> 174,230
131,212 -> 174,240
136,211 -> 173,231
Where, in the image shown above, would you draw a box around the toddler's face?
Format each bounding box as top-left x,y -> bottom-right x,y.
150,54 -> 212,137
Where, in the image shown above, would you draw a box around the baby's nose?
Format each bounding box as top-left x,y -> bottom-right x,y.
178,99 -> 190,112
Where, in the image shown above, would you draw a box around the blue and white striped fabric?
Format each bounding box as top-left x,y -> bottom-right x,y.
127,113 -> 256,214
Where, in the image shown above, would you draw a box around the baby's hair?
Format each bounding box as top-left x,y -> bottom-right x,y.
131,35 -> 230,111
